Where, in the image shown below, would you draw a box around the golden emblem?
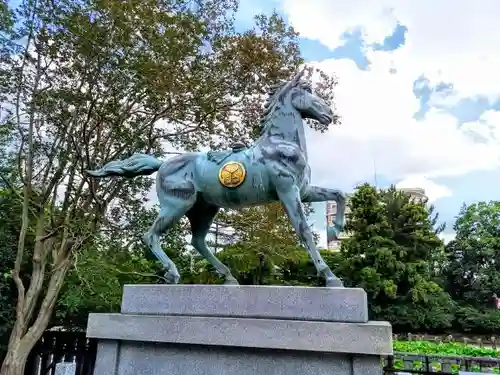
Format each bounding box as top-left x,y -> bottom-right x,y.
218,161 -> 246,188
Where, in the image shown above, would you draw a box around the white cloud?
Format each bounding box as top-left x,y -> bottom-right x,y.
278,0 -> 500,193
439,232 -> 455,244
281,0 -> 398,49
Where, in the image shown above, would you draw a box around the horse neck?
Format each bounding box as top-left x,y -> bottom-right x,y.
256,107 -> 308,156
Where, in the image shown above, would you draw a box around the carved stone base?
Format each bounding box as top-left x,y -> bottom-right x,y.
87,285 -> 392,375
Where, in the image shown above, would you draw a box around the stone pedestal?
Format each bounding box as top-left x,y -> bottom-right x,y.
86,285 -> 392,375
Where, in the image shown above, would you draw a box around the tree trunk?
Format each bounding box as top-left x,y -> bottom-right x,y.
0,341 -> 30,375
0,256 -> 72,375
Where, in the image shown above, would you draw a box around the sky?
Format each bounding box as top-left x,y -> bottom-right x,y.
230,0 -> 500,247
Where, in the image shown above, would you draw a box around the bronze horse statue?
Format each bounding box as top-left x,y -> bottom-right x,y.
87,69 -> 346,287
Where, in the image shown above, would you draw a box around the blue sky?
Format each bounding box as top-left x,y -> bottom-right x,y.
232,0 -> 500,246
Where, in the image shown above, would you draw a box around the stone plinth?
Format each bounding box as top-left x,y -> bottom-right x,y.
87,285 -> 392,375
121,284 -> 369,322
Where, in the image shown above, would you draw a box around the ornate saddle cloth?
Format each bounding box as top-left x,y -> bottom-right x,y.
207,142 -> 247,164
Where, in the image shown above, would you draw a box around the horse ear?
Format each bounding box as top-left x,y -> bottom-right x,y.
293,67 -> 306,83
279,68 -> 305,94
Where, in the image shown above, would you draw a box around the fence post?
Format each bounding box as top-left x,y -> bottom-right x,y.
385,355 -> 395,375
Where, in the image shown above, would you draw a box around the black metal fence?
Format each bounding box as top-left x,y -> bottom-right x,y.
384,353 -> 500,375
24,331 -> 97,375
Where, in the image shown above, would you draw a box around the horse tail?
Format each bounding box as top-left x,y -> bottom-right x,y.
86,153 -> 163,178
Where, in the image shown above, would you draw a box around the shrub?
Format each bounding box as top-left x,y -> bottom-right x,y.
394,340 -> 500,357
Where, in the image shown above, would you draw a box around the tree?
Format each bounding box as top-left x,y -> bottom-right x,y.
443,202 -> 500,309
337,184 -> 454,332
0,187 -> 39,361
0,0 -> 340,373
55,206 -> 190,329
0,191 -> 23,361
279,249 -> 343,287
197,203 -> 319,285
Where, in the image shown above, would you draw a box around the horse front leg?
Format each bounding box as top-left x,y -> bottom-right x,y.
302,186 -> 346,239
277,185 -> 344,287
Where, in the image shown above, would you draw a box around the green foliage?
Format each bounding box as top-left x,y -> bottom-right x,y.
392,340 -> 500,375
435,201 -> 500,334
280,251 -> 320,286
196,203 -> 318,285
55,206 -> 190,328
443,202 -> 500,308
454,307 -> 500,334
393,340 -> 500,357
337,184 -> 454,332
0,188 -> 37,357
54,244 -> 157,328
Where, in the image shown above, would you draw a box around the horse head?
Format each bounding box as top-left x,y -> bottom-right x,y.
258,68 -> 335,138
286,69 -> 334,125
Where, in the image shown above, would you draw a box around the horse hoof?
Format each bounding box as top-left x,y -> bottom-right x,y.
224,278 -> 239,285
326,278 -> 344,288
164,271 -> 180,284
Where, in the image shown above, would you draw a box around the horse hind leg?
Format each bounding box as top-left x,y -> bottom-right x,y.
143,188 -> 196,284
187,201 -> 238,285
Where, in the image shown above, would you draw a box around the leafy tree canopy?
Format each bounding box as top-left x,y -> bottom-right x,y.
196,203 -> 318,285
443,201 -> 500,308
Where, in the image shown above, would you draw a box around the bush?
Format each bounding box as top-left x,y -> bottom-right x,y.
454,307 -> 500,334
394,340 -> 500,357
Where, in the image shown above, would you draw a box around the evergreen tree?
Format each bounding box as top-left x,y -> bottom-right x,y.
337,184 -> 454,332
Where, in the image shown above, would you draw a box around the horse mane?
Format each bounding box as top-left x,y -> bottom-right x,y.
257,70 -> 311,136
258,81 -> 289,135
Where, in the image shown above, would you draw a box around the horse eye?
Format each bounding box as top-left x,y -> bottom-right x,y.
303,86 -> 312,93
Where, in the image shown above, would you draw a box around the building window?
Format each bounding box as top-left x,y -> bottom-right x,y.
327,240 -> 341,250
327,215 -> 334,226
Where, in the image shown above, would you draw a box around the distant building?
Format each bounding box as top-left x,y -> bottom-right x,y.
325,197 -> 351,251
325,187 -> 428,251
397,187 -> 427,203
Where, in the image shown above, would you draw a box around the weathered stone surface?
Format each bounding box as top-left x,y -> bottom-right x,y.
87,313 -> 393,355
113,342 -> 353,375
121,284 -> 369,323
92,340 -> 119,375
89,285 -> 391,375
